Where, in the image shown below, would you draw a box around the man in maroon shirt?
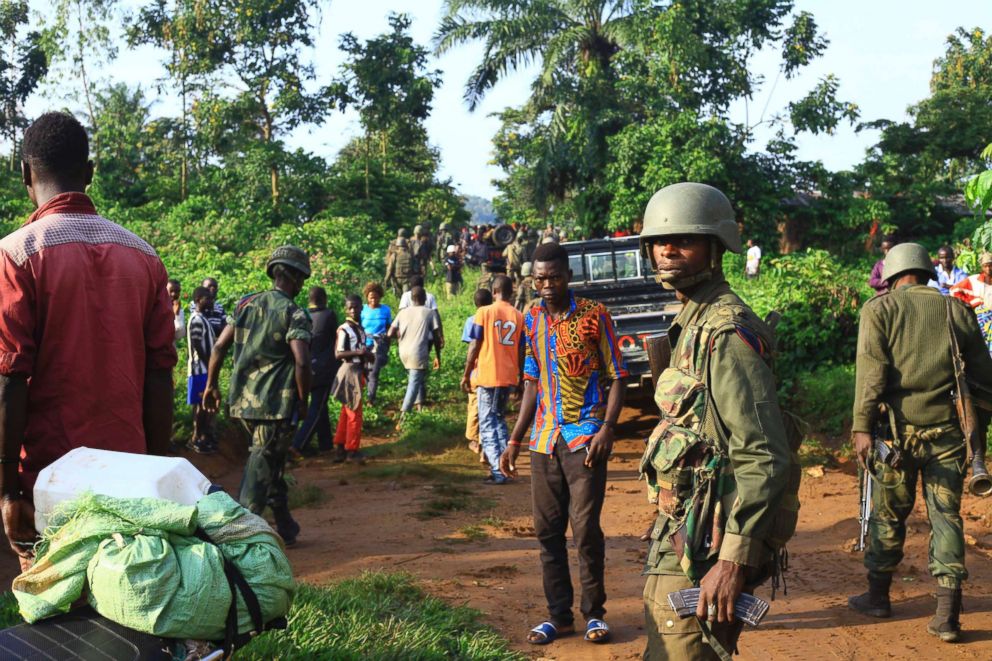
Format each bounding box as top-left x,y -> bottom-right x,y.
0,112 -> 177,569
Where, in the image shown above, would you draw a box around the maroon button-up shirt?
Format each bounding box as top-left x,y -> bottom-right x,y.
0,192 -> 177,493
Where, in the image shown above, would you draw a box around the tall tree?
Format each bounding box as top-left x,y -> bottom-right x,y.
204,0 -> 328,206
128,0 -> 226,200
42,0 -> 120,166
331,13 -> 441,199
0,0 -> 47,170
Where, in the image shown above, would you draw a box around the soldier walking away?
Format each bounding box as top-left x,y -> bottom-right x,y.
515,262 -> 536,312
638,183 -> 795,660
500,242 -> 628,647
203,245 -> 313,546
437,221 -> 458,263
411,224 -> 433,278
505,231 -> 526,285
385,229 -> 413,296
848,242 -> 992,643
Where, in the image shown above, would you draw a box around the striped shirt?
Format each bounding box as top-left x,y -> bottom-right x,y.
523,292 -> 628,454
187,310 -> 216,376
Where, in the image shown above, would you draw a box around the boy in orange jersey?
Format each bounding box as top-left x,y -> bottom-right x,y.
461,275 -> 524,484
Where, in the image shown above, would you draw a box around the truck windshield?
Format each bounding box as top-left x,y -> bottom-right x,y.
583,250 -> 642,282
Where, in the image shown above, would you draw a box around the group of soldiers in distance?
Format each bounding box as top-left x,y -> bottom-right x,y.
383,220 -> 551,309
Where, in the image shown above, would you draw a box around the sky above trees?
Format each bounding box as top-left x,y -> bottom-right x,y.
22,0 -> 992,198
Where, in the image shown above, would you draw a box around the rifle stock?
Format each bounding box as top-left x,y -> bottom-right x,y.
644,333 -> 671,391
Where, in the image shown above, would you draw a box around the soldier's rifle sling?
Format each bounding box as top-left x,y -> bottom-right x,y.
666,588 -> 770,626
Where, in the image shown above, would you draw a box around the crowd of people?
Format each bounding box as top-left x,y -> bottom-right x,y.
869,238 -> 992,351
4,110 -> 992,658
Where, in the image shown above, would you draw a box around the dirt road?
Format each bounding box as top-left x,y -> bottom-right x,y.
9,403 -> 992,660
271,403 -> 992,660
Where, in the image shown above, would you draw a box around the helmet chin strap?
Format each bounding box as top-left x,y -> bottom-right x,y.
653,238 -> 724,290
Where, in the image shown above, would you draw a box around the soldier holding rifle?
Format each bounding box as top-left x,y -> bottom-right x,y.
849,243 -> 992,642
638,183 -> 794,660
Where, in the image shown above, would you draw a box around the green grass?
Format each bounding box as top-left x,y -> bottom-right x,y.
0,592 -> 21,628
236,572 -> 523,660
458,525 -> 489,542
417,484 -> 496,520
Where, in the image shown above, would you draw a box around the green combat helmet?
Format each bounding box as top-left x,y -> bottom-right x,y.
521,261 -> 533,277
639,182 -> 740,290
414,224 -> 423,236
882,242 -> 936,282
398,228 -> 410,239
266,245 -> 311,278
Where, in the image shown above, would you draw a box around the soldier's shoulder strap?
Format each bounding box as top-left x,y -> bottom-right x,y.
700,301 -> 775,360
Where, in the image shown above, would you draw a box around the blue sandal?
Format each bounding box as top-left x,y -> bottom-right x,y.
527,621 -> 573,645
585,618 -> 611,643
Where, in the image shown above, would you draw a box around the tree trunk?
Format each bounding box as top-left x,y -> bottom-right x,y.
261,106 -> 279,206
76,3 -> 98,170
364,132 -> 371,200
778,215 -> 803,254
180,76 -> 188,201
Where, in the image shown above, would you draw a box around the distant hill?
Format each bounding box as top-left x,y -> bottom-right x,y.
463,195 -> 498,226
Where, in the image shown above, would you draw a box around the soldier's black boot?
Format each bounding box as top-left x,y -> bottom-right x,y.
927,586 -> 962,643
272,506 -> 300,547
847,572 -> 892,618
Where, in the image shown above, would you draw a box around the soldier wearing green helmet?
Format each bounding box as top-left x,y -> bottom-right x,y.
203,245 -> 313,546
848,242 -> 992,643
638,183 -> 793,660
385,232 -> 415,297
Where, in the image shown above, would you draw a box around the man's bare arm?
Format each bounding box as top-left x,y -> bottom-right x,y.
289,339 -> 312,408
143,368 -> 174,456
202,325 -> 235,413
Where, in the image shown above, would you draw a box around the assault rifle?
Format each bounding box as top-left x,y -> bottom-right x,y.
667,588 -> 770,626
856,438 -> 901,552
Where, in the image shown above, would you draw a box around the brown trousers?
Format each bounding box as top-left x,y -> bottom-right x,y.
643,573 -> 745,661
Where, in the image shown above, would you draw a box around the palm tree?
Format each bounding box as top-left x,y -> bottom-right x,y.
434,0 -> 645,111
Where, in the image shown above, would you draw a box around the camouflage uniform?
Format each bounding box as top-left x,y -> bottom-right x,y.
228,289 -> 312,515
514,275 -> 535,312
854,285 -> 992,589
505,236 -> 525,285
386,238 -> 414,296
640,275 -> 793,661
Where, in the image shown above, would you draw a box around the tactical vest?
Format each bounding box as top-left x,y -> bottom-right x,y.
640,301 -> 802,579
394,248 -> 412,277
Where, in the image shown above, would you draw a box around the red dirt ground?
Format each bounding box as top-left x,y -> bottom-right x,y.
7,403 -> 992,660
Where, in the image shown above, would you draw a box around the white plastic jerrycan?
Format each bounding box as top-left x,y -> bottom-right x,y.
33,447 -> 212,532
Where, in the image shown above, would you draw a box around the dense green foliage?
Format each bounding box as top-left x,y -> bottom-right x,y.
237,572 -> 523,660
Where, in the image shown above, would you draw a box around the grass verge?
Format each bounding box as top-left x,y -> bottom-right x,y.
236,571 -> 523,660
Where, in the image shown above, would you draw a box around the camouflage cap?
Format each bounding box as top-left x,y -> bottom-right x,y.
266,245 -> 311,279
521,261 -> 533,277
981,252 -> 992,266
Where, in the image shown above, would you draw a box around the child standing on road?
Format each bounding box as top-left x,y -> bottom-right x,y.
187,287 -> 217,454
332,294 -> 373,464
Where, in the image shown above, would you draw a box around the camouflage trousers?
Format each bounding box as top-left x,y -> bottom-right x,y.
238,419 -> 296,515
643,572 -> 745,661
866,428 -> 967,588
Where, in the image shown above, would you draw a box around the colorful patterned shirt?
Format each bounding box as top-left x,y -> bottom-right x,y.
523,292 -> 629,454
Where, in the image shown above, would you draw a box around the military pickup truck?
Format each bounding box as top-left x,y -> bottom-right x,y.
562,236 -> 680,387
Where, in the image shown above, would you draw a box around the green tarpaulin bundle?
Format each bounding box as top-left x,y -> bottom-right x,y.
12,491 -> 295,640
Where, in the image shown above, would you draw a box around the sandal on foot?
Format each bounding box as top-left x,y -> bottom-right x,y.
527,621 -> 573,645
585,619 -> 610,643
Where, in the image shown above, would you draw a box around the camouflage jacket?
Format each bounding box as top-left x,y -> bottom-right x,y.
641,275 -> 790,576
228,289 -> 312,420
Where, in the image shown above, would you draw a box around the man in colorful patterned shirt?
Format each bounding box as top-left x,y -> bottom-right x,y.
501,242 -> 628,647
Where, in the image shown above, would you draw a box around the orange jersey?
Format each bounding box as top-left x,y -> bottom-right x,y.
471,300 -> 524,387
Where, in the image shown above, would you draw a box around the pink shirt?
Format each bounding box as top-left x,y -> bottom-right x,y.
0,193 -> 178,493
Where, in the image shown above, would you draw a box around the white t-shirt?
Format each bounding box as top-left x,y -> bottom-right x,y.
399,290 -> 438,311
746,245 -> 762,274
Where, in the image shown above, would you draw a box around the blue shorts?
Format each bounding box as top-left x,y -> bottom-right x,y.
187,374 -> 208,406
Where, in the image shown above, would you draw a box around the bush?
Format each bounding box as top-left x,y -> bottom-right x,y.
791,364 -> 855,437
725,249 -> 872,391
